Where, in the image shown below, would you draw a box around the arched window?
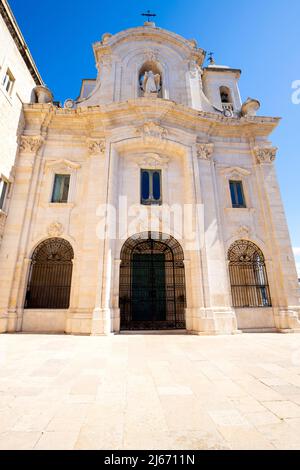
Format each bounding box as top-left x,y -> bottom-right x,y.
138,61 -> 162,98
228,240 -> 271,308
25,238 -> 74,309
220,86 -> 232,104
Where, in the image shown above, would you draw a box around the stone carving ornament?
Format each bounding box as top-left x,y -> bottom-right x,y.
196,143 -> 214,160
139,153 -> 169,168
143,49 -> 159,63
20,136 -> 44,154
47,222 -> 64,237
87,139 -> 106,156
138,122 -> 167,140
254,146 -> 277,164
236,225 -> 251,238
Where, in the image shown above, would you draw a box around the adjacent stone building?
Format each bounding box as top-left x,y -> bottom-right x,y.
0,19 -> 299,335
0,0 -> 42,244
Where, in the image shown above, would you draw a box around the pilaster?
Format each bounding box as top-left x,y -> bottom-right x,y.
253,145 -> 300,330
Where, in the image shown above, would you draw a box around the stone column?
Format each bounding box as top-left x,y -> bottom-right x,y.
195,142 -> 237,334
253,146 -> 300,331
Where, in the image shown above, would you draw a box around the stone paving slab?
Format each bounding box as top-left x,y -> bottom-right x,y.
0,333 -> 300,450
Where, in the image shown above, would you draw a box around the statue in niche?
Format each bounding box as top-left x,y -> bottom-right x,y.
141,70 -> 161,95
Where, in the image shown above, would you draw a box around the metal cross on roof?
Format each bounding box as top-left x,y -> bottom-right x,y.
207,52 -> 215,65
141,10 -> 157,22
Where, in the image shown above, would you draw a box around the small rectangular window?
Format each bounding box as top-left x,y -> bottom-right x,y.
51,174 -> 70,203
0,179 -> 8,210
141,169 -> 162,205
2,69 -> 15,96
229,180 -> 246,208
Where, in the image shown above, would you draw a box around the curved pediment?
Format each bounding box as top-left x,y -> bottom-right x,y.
93,25 -> 205,65
45,159 -> 81,171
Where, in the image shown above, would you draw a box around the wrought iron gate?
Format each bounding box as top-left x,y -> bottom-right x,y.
25,238 -> 74,309
119,233 -> 186,330
228,240 -> 271,308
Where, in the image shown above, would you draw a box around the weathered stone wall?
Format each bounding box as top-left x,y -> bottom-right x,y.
0,11 -> 38,243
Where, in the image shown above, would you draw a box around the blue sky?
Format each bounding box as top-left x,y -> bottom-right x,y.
10,0 -> 300,273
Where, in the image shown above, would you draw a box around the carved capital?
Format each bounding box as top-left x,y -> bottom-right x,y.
254,146 -> 277,164
20,136 -> 44,154
47,222 -> 64,237
137,122 -> 168,141
87,139 -> 106,156
196,143 -> 214,160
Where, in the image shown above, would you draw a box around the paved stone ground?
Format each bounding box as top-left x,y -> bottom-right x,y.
1,333 -> 300,450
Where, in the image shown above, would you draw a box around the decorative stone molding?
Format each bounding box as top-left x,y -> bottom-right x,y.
134,153 -> 169,168
98,54 -> 112,70
236,225 -> 252,239
143,49 -> 160,63
45,159 -> 81,170
137,122 -> 168,140
101,33 -> 112,44
87,139 -> 106,156
20,136 -> 44,154
196,143 -> 214,160
47,222 -> 64,237
188,59 -> 201,78
220,166 -> 251,177
254,146 -> 277,164
64,99 -> 75,109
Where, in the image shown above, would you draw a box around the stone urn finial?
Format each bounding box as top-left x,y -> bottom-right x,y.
241,98 -> 260,117
34,85 -> 53,104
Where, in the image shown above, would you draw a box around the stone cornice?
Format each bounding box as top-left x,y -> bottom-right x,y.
22,99 -> 280,139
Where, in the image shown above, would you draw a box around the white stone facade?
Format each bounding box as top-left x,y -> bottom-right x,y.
0,0 -> 42,243
0,22 -> 299,335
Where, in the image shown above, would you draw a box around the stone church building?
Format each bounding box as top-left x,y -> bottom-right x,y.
0,20 -> 299,335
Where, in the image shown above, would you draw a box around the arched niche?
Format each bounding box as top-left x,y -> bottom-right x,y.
138,61 -> 163,98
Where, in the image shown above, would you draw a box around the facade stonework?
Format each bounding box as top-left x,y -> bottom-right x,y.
0,21 -> 299,336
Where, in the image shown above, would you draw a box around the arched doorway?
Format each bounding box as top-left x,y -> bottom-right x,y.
119,232 -> 186,330
25,238 -> 74,309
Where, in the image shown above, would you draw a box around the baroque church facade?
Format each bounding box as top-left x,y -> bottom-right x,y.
0,20 -> 299,335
